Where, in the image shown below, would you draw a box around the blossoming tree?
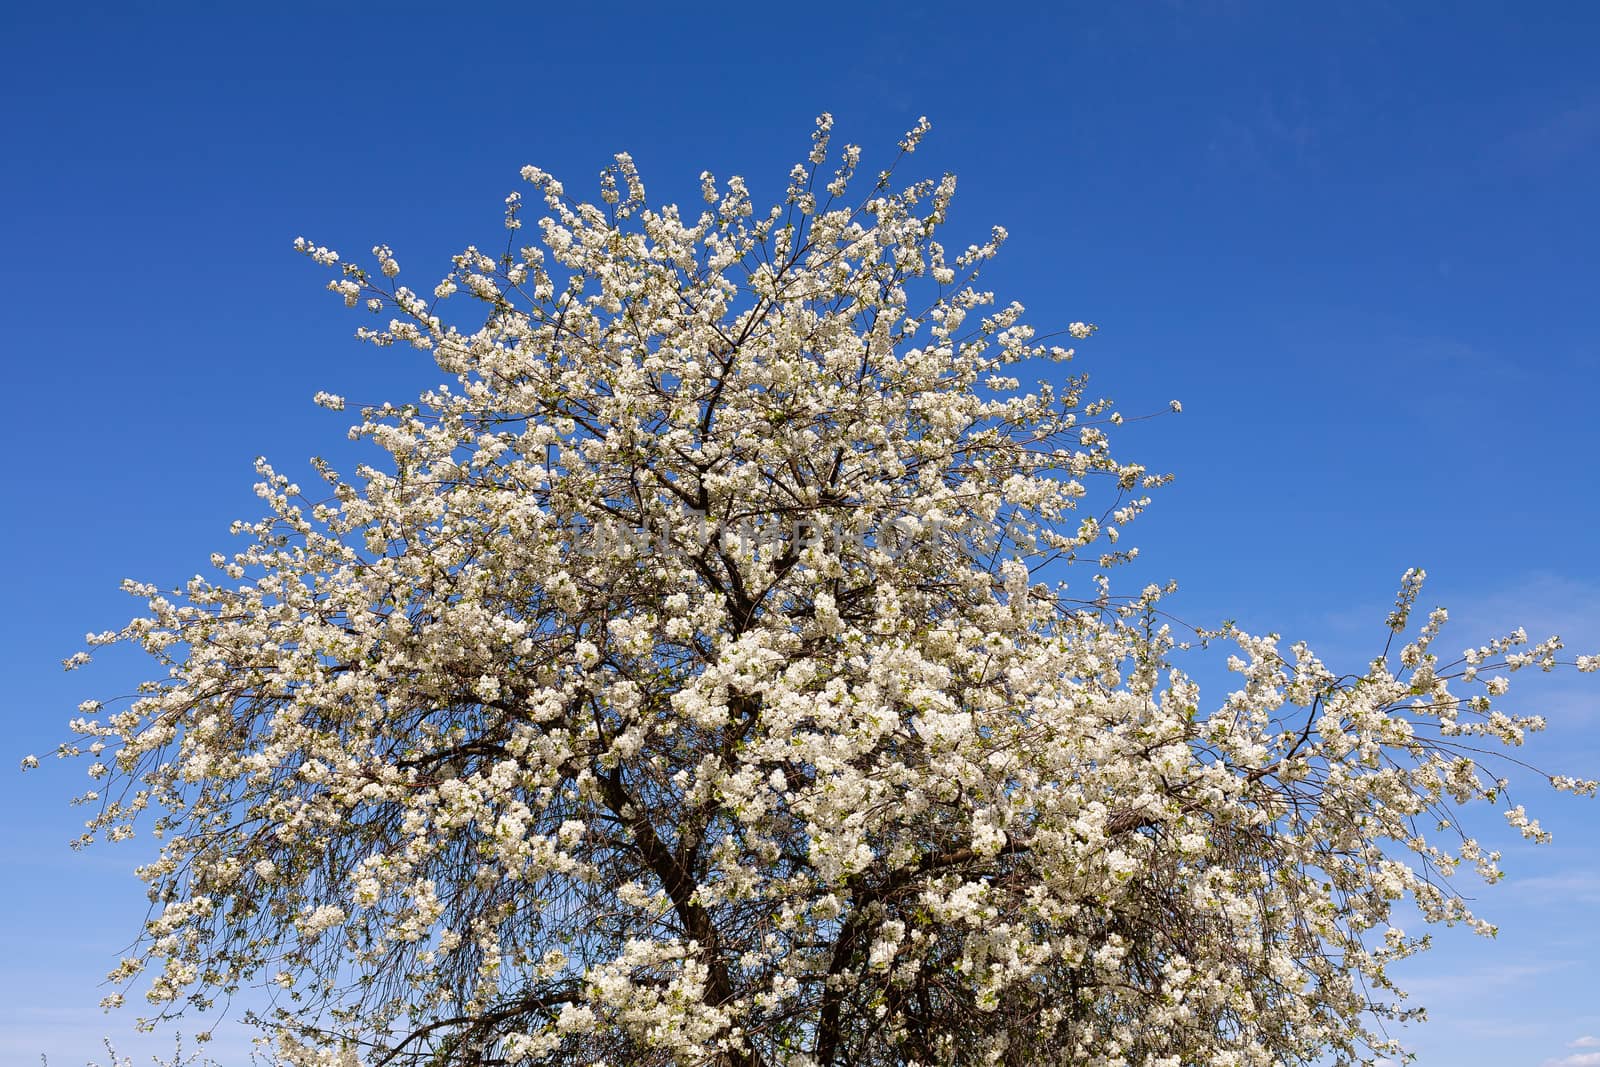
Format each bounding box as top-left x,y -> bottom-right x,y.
54,116 -> 1596,1066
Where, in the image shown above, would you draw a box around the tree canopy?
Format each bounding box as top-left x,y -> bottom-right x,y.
53,116 -> 1597,1067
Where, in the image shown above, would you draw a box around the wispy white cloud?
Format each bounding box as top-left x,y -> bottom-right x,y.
1204,91 -> 1319,181
1440,573 -> 1600,654
1545,1053 -> 1600,1067
1573,1036 -> 1600,1049
1397,960 -> 1567,1004
1511,873 -> 1600,904
1450,1018 -> 1564,1040
1501,95 -> 1600,175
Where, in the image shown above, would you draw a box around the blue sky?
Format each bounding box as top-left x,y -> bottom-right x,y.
2,3 -> 1597,1064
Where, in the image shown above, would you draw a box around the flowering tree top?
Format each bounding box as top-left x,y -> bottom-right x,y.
46,115 -> 1597,1067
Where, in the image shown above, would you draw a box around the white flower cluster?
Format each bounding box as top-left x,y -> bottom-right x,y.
55,117 -> 1595,1067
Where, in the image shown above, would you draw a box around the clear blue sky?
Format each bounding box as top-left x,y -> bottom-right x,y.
3,4 -> 1597,1064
